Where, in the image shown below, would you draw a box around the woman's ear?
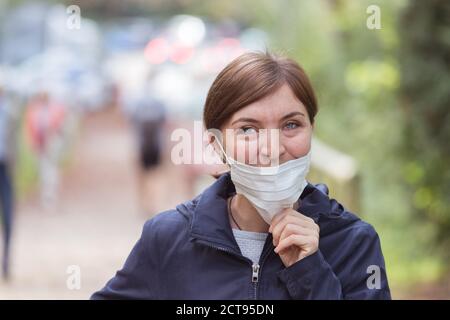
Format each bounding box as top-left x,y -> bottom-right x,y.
206,129 -> 225,154
209,133 -> 216,145
205,132 -> 217,153
204,131 -> 221,162
203,131 -> 214,148
204,131 -> 229,179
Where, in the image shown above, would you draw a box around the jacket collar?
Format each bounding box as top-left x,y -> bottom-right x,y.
187,171 -> 355,251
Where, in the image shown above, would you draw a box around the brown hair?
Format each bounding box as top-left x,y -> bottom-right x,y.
203,51 -> 318,131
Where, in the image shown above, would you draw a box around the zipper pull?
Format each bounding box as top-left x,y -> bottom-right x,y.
252,263 -> 260,283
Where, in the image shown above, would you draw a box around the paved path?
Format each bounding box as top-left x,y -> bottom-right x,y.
0,108 -> 192,299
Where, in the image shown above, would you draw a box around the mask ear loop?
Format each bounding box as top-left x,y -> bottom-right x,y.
208,133 -> 233,178
211,133 -> 232,166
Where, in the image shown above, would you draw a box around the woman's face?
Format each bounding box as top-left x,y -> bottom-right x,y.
218,83 -> 313,167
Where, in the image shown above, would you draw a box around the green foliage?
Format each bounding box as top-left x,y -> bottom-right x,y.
399,0 -> 450,260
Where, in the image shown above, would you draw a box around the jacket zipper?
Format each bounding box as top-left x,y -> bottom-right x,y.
251,242 -> 274,299
193,237 -> 274,300
193,238 -> 264,299
252,263 -> 260,299
252,263 -> 260,283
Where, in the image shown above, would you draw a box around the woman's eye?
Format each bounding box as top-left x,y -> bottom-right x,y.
284,122 -> 300,130
238,127 -> 257,135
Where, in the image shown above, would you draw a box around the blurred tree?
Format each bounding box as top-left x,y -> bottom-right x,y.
399,0 -> 450,261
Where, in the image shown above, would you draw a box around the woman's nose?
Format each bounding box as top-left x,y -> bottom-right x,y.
258,129 -> 285,166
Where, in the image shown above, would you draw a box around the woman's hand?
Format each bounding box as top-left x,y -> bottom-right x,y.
269,208 -> 320,268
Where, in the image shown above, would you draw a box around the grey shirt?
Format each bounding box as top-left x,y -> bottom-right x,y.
232,229 -> 268,265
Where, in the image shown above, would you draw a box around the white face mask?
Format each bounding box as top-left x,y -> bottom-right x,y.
215,140 -> 311,224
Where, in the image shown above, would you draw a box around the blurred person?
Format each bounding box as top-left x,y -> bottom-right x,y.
123,84 -> 167,216
92,52 -> 390,299
25,90 -> 65,210
0,83 -> 16,280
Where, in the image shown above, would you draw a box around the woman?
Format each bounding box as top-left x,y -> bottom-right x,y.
92,51 -> 391,300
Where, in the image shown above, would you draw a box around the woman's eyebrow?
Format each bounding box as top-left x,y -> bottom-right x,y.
231,117 -> 261,126
280,111 -> 305,121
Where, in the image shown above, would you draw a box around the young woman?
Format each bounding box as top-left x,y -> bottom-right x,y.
92,51 -> 391,300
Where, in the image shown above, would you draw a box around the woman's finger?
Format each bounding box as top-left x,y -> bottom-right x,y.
271,214 -> 318,246
278,223 -> 318,246
271,214 -> 305,245
274,234 -> 311,254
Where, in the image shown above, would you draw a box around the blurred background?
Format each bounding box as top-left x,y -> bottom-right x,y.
0,0 -> 449,299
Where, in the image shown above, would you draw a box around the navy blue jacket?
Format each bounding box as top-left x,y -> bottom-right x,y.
91,172 -> 391,300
